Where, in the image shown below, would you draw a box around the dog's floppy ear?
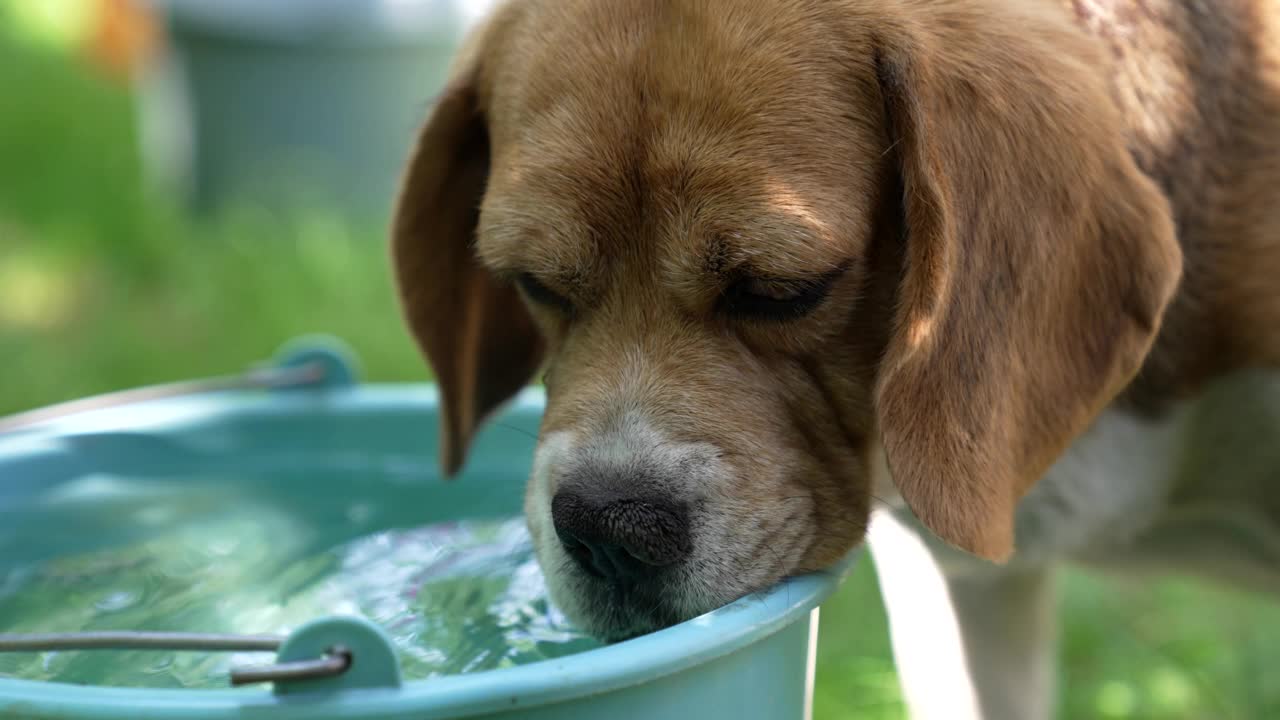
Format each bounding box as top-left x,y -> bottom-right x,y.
392,22 -> 544,477
871,8 -> 1182,561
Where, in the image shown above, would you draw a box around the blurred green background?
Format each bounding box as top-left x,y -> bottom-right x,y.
2,3 -> 1278,718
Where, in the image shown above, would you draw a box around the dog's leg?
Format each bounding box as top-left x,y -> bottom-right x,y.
870,511 -> 1057,720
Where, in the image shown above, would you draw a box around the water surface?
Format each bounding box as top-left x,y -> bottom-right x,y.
0,499 -> 598,689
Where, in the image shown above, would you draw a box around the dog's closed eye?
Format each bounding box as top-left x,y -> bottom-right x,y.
517,272 -> 574,314
718,265 -> 847,321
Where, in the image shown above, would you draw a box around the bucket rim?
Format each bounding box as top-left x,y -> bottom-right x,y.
0,384 -> 857,718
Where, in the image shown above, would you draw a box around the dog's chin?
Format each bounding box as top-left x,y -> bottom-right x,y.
544,567 -> 690,643
536,539 -> 804,642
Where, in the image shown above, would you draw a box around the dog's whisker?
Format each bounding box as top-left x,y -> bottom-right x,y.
491,421 -> 539,444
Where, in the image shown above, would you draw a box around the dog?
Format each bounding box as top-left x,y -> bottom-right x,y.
390,1 -> 1280,717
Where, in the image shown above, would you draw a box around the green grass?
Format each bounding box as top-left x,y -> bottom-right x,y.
2,17 -> 1279,720
0,23 -> 424,414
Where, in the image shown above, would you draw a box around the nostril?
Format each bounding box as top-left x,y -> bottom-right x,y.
557,532 -> 604,580
551,490 -> 692,582
556,533 -> 662,582
598,543 -> 647,580
603,500 -> 692,566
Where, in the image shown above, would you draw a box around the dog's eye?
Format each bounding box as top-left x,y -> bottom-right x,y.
516,273 -> 573,313
720,270 -> 842,321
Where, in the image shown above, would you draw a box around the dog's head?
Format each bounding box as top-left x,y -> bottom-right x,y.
392,0 -> 1181,640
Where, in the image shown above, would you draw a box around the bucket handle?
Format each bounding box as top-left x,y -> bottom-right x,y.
0,335 -> 360,433
0,631 -> 353,686
0,616 -> 401,692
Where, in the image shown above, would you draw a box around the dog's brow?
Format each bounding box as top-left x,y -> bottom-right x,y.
703,232 -> 849,282
487,255 -> 593,292
478,213 -> 599,281
732,261 -> 853,289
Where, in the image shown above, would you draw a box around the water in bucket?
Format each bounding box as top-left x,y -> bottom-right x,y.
0,473 -> 599,689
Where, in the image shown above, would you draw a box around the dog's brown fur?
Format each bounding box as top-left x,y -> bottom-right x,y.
393,0 -> 1280,570
1064,0 -> 1280,410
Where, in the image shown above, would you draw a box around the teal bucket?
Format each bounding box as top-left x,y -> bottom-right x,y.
0,339 -> 856,719
138,0 -> 480,219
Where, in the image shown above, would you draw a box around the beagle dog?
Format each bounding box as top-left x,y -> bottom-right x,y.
391,1 -> 1280,717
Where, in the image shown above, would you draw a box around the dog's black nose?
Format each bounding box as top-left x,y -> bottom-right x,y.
550,489 -> 691,583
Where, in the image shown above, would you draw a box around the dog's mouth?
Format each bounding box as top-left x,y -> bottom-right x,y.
554,565 -> 809,643
544,557 -> 691,642
535,530 -> 803,643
